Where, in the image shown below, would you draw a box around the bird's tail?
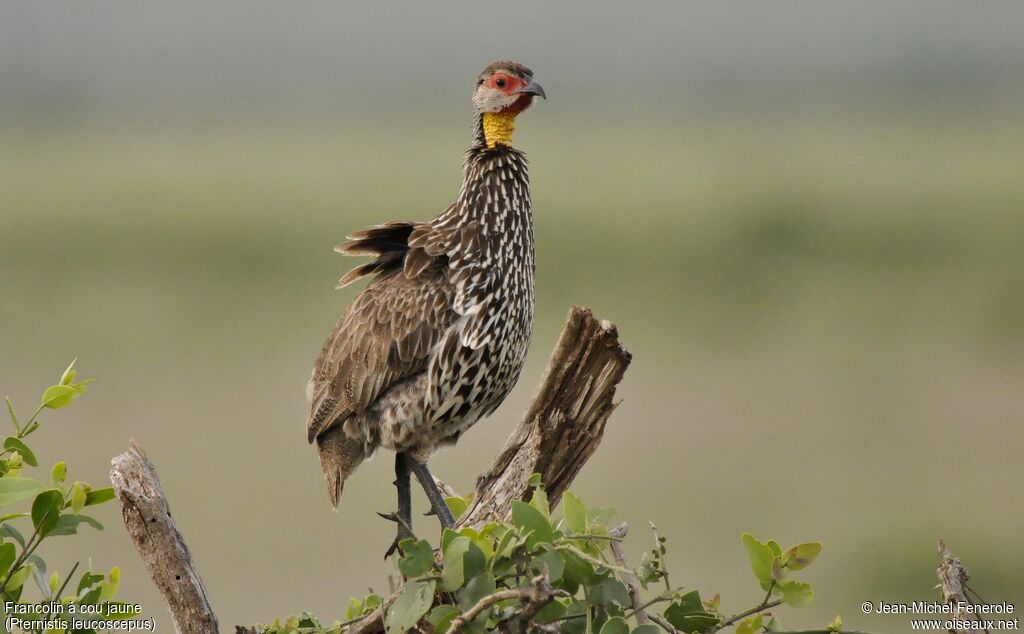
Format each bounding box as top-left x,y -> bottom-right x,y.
315,425 -> 367,509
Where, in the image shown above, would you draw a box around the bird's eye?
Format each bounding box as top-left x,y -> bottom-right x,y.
496,78 -> 506,88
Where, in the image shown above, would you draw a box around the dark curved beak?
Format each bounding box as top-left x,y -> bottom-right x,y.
516,79 -> 546,100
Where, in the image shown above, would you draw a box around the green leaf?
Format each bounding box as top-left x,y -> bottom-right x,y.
530,550 -> 565,583
77,570 -> 105,596
493,529 -> 521,562
3,438 -> 38,467
771,556 -> 786,583
736,615 -> 763,634
440,528 -> 459,552
71,482 -> 87,514
0,542 -> 16,577
60,359 -> 78,385
4,397 -> 18,431
562,491 -> 587,533
562,601 -> 588,634
766,540 -> 783,557
527,473 -> 543,487
0,523 -> 26,547
442,537 -> 485,592
364,593 -> 381,610
445,496 -> 468,520
534,600 -> 567,624
6,564 -> 32,592
587,506 -> 616,527
427,604 -> 460,633
48,513 -> 104,536
664,590 -> 719,634
530,486 -> 550,516
590,579 -> 631,609
827,615 -> 843,632
385,579 -> 435,634
31,489 -> 64,537
41,385 -> 77,409
456,571 -> 496,613
741,533 -> 775,590
85,487 -> 116,506
0,476 -> 46,506
784,543 -> 822,570
51,461 -> 67,486
633,626 -> 662,634
30,555 -> 49,597
780,580 -> 814,608
561,548 -> 603,586
600,616 -> 630,634
511,500 -> 553,548
397,539 -> 435,578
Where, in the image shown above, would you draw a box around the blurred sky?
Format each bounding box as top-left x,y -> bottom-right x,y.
2,2 -> 1023,632
3,1 -> 1024,118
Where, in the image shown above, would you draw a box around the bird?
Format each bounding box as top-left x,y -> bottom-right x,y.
305,60 -> 545,556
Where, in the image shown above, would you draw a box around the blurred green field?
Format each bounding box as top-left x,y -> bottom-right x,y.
2,108 -> 1023,630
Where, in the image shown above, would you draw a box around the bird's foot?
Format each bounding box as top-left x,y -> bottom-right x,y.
378,511 -> 415,559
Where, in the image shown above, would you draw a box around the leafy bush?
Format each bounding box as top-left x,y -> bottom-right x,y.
1,360 -> 124,632
255,477 -> 837,634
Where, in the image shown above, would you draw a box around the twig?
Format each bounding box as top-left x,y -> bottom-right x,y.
450,572 -> 565,633
609,523 -> 649,625
707,598 -> 783,634
556,544 -> 635,576
0,518 -> 45,593
54,561 -> 80,600
648,614 -> 680,634
649,522 -> 671,592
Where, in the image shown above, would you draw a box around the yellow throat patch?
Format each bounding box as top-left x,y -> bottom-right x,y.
482,111 -> 517,149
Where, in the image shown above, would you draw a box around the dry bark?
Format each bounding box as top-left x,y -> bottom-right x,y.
113,305 -> 631,634
459,305 -> 632,527
937,540 -> 982,634
110,441 -> 219,634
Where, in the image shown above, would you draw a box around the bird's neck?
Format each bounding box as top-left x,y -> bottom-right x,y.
472,109 -> 521,150
481,111 -> 517,149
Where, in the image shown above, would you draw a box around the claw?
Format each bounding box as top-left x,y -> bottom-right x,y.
384,537 -> 404,559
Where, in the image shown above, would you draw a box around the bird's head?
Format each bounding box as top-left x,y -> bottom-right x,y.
472,60 -> 545,150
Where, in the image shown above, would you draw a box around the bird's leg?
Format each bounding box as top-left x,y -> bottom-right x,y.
409,458 -> 456,529
379,452 -> 413,559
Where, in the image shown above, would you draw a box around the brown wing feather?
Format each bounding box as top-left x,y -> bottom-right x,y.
307,222 -> 456,443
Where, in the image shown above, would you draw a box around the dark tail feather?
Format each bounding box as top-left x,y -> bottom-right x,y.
316,425 -> 367,509
333,221 -> 419,287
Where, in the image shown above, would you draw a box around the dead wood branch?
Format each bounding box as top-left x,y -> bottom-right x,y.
110,441 -> 219,634
937,540 -> 983,634
459,305 -> 632,527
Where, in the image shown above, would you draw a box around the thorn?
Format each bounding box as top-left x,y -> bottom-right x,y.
423,509 -> 436,517
377,512 -> 400,523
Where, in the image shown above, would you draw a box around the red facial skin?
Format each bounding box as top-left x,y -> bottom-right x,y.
486,73 -> 534,114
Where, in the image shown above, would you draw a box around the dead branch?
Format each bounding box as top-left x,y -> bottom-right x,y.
937,540 -> 983,634
109,441 -> 219,634
115,305 -> 630,634
609,524 -> 651,626
459,305 -> 632,526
